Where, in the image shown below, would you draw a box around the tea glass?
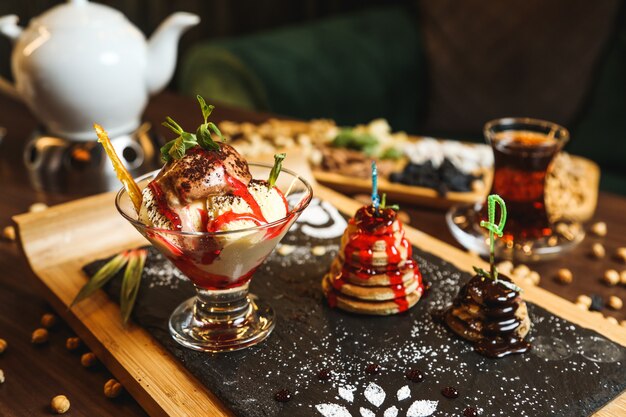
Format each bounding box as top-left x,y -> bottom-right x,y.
447,118 -> 584,262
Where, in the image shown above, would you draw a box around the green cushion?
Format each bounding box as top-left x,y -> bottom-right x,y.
179,6 -> 425,133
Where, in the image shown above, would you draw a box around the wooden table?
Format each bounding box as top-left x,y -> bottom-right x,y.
1,92 -> 625,416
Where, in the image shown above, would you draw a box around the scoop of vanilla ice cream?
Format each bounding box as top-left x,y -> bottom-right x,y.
177,200 -> 207,231
139,187 -> 171,229
140,187 -> 207,231
206,195 -> 259,232
247,180 -> 288,223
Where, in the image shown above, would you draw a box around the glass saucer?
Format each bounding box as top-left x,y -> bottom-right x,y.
446,203 -> 584,262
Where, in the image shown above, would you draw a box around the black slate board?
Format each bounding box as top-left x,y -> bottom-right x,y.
84,200 -> 626,417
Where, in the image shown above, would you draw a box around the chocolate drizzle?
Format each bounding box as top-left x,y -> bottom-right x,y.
444,274 -> 531,358
152,143 -> 252,206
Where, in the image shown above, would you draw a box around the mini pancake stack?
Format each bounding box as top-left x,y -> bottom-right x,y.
444,272 -> 531,358
322,204 -> 424,315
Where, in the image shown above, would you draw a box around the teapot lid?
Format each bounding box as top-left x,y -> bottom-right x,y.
31,0 -> 128,29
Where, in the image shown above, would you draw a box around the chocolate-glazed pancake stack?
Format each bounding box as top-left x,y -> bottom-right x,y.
444,273 -> 531,358
322,205 -> 424,315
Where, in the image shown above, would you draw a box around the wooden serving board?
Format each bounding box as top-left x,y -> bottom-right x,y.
14,185 -> 625,417
312,169 -> 491,209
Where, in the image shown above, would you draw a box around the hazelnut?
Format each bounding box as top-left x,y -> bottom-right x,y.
50,395 -> 70,414
104,379 -> 123,398
602,269 -> 620,286
608,295 -> 623,310
31,328 -> 49,344
606,316 -> 619,325
0,369 -> 4,384
575,302 -> 588,310
277,244 -> 295,256
576,295 -> 592,309
496,261 -> 514,275
311,246 -> 327,256
65,337 -> 81,351
621,270 -> 626,285
512,264 -> 530,278
29,202 -> 48,213
621,320 -> 626,328
592,243 -> 606,259
81,352 -> 97,368
616,247 -> 626,263
556,268 -> 573,284
2,225 -> 15,241
0,338 -> 7,354
590,221 -> 607,237
556,222 -> 570,239
41,313 -> 57,329
528,271 -> 541,286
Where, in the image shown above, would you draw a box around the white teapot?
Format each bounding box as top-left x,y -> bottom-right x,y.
0,0 -> 199,141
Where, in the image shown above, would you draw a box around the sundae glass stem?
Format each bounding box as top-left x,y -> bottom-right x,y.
194,284 -> 251,324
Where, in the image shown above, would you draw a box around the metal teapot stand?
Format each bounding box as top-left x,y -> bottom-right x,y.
23,122 -> 162,195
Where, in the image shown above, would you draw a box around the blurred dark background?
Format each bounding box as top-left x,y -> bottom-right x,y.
1,0 -> 625,193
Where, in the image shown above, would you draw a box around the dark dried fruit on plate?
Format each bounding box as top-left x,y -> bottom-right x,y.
389,158 -> 480,196
274,389 -> 292,402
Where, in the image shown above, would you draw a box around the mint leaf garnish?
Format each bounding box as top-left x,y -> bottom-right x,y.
159,96 -> 224,162
208,122 -> 224,142
168,137 -> 186,160
196,124 -> 220,150
162,116 -> 184,135
197,95 -> 214,123
268,153 -> 286,187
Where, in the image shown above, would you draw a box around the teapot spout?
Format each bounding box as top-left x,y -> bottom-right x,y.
0,15 -> 23,41
146,12 -> 200,95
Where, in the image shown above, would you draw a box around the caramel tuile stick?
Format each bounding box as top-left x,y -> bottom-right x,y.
93,123 -> 143,212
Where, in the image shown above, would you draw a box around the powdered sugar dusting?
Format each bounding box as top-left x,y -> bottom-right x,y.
406,400 -> 438,417
316,403 -> 352,417
338,385 -> 356,403
396,386 -> 411,401
359,407 -> 375,417
364,382 -> 385,407
383,405 -> 398,417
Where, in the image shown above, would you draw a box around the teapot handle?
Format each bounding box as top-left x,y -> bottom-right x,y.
0,76 -> 20,102
0,15 -> 22,101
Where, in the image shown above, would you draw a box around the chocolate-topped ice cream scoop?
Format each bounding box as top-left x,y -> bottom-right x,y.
444,273 -> 531,358
139,143 -> 253,232
153,143 -> 252,205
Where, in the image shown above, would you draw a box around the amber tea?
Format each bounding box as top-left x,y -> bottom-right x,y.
487,130 -> 562,241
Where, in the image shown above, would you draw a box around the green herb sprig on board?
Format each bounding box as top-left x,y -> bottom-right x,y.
71,248 -> 148,326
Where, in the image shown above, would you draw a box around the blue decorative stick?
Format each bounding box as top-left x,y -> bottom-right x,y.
371,161 -> 380,209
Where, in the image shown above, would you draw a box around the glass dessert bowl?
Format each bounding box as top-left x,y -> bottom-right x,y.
116,163 -> 312,352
